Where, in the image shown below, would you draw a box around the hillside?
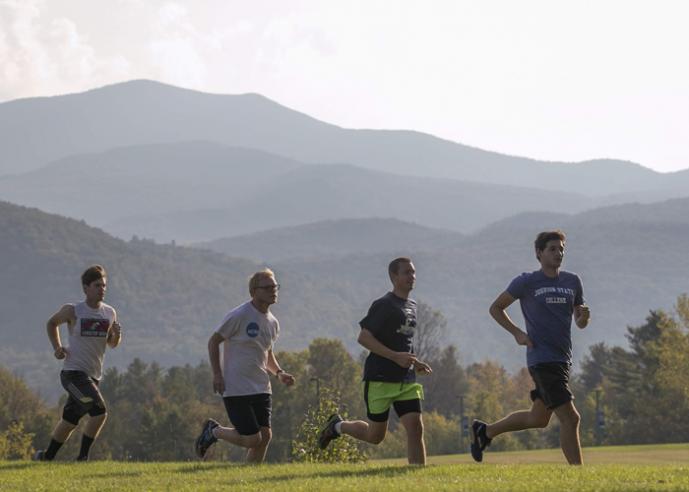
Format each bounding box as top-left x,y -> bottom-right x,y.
195,218 -> 462,261
3,198 -> 689,403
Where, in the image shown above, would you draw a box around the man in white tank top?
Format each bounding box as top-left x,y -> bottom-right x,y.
33,265 -> 122,461
195,268 -> 295,463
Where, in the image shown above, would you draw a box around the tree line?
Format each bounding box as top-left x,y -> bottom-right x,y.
2,296 -> 689,461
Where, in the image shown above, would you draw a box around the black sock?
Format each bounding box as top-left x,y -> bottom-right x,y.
77,435 -> 95,460
44,439 -> 63,460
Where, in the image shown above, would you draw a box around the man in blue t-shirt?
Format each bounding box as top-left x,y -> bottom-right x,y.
471,230 -> 591,465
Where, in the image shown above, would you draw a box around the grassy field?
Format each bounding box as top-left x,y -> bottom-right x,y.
2,444 -> 689,491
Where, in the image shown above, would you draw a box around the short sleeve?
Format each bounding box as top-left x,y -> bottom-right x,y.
574,275 -> 585,306
359,299 -> 390,336
506,273 -> 528,299
216,313 -> 241,340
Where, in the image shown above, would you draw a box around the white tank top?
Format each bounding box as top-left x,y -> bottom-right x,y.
62,301 -> 116,380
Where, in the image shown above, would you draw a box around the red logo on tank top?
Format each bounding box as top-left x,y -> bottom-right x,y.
81,318 -> 110,337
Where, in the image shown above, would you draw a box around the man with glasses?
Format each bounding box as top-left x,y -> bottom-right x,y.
195,268 -> 295,463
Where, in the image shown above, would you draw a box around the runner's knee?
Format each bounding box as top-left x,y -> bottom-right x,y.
563,410 -> 581,428
403,416 -> 424,438
370,432 -> 386,445
533,415 -> 550,428
259,428 -> 272,446
368,425 -> 387,444
556,407 -> 580,428
63,401 -> 88,425
242,433 -> 262,448
88,399 -> 107,417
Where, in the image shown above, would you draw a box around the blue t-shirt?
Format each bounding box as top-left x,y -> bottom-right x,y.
506,270 -> 585,367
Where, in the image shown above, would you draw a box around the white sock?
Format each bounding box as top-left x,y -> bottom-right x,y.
334,421 -> 343,435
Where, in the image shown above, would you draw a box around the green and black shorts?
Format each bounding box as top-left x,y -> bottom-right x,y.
364,381 -> 424,422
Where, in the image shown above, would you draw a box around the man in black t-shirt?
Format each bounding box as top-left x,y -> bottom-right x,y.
318,257 -> 432,465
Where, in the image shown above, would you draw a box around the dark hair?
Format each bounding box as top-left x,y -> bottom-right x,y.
388,257 -> 412,277
534,230 -> 566,259
81,265 -> 106,286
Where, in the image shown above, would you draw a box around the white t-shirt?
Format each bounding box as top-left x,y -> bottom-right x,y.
215,301 -> 280,397
63,301 -> 117,380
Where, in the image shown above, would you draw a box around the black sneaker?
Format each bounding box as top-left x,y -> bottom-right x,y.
195,418 -> 219,458
318,414 -> 343,450
32,449 -> 45,461
470,419 -> 492,462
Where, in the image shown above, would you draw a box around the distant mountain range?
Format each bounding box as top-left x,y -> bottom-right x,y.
3,141 -> 689,244
2,80 -> 689,246
0,141 -> 596,242
2,80 -> 687,195
3,199 -> 689,401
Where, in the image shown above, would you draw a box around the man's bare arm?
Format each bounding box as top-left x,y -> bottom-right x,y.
489,291 -> 533,348
208,333 -> 225,394
267,349 -> 295,386
358,328 -> 416,368
46,304 -> 75,359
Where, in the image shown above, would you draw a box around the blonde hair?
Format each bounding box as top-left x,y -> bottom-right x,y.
248,268 -> 276,296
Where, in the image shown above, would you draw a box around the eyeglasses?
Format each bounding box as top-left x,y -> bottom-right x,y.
256,284 -> 280,291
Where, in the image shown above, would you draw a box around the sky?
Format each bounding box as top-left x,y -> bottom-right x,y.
1,0 -> 687,172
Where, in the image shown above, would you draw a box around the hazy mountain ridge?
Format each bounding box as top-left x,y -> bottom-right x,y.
195,218 -> 463,261
101,159 -> 594,242
0,142 -> 303,225
1,141 -> 599,242
1,80 -> 683,196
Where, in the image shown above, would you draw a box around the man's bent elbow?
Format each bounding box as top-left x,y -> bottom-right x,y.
208,333 -> 221,347
488,304 -> 502,321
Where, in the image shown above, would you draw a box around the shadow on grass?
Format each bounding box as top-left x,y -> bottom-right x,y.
171,462 -> 423,484
88,470 -> 145,479
0,462 -> 34,471
175,463 -> 240,474
251,465 -> 423,484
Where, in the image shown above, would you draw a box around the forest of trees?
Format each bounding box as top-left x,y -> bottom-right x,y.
2,296 -> 689,462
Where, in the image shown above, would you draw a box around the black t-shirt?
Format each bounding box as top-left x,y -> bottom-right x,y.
360,292 -> 417,383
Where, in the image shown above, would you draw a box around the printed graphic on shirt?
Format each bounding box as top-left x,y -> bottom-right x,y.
397,307 -> 417,335
534,286 -> 576,305
80,319 -> 110,337
246,322 -> 260,338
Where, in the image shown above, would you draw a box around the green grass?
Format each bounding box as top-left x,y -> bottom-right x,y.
3,444 -> 689,491
377,442 -> 689,465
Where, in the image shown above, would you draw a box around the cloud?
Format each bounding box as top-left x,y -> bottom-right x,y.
145,3 -> 208,88
0,0 -> 130,101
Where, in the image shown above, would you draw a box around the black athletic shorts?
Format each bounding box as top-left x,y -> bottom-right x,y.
60,370 -> 106,423
528,362 -> 574,410
223,393 -> 272,436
